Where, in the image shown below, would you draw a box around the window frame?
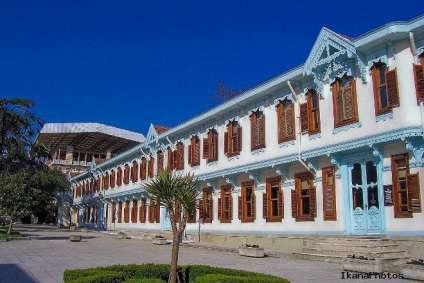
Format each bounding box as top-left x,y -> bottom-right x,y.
331,75 -> 359,128
391,153 -> 412,218
264,177 -> 283,222
307,89 -> 321,134
322,166 -> 337,221
292,172 -> 316,221
219,185 -> 233,223
188,136 -> 200,166
201,187 -> 214,223
224,121 -> 242,157
250,110 -> 266,151
276,99 -> 295,143
240,181 -> 256,222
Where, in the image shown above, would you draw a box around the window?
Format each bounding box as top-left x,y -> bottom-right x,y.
414,54 -> 424,102
139,197 -> 146,223
148,156 -> 154,178
175,142 -> 184,170
371,62 -> 400,115
300,90 -> 321,134
111,202 -> 116,223
239,181 -> 256,222
391,154 -> 421,218
124,200 -> 130,223
131,199 -> 138,223
322,167 -> 337,221
292,172 -> 316,221
331,75 -> 359,128
199,188 -> 213,223
117,167 -> 123,186
263,177 -> 283,222
110,170 -> 115,188
103,173 -> 110,190
203,129 -> 218,162
123,164 -> 130,184
218,185 -> 233,223
131,161 -> 138,182
277,99 -> 295,142
224,121 -> 242,156
250,110 -> 265,150
167,147 -> 174,170
148,198 -> 160,223
140,157 -> 147,180
157,151 -> 164,171
118,201 -> 123,223
188,136 -> 200,166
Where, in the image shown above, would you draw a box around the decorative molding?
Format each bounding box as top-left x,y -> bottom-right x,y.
308,133 -> 321,141
207,161 -> 218,167
282,180 -> 295,188
274,166 -> 289,180
404,136 -> 424,167
278,140 -> 295,148
224,176 -> 237,186
247,171 -> 261,186
273,93 -> 296,106
332,121 -> 362,134
370,144 -> 384,162
251,148 -> 265,155
228,155 -> 240,162
376,112 -> 393,122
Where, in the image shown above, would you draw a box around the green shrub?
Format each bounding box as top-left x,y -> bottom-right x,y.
195,274 -> 289,283
103,263 -> 172,281
64,268 -> 106,282
182,265 -> 288,283
67,271 -> 123,283
123,279 -> 166,283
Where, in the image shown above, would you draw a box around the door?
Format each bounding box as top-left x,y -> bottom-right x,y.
350,161 -> 381,234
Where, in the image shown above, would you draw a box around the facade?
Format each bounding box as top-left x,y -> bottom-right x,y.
70,15 -> 424,236
36,122 -> 145,226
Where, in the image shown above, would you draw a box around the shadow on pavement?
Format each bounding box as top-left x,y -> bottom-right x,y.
0,263 -> 38,283
27,235 -> 98,241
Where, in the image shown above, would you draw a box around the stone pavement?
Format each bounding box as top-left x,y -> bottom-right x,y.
0,225 -> 416,283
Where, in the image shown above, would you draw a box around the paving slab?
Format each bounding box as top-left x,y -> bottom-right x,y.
0,225 -> 416,283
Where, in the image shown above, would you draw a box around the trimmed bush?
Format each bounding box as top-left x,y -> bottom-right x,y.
102,264 -> 172,281
195,274 -> 289,283
123,279 -> 166,283
64,268 -> 112,282
68,272 -> 123,283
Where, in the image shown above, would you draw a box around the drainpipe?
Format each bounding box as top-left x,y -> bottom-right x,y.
409,32 -> 418,64
287,80 -> 316,177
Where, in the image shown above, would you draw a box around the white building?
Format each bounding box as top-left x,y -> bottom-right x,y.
70,15 -> 424,240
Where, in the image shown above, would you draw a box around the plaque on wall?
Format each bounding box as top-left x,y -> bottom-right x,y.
384,185 -> 393,206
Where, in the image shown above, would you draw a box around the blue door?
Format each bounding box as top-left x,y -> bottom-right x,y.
350,161 -> 382,234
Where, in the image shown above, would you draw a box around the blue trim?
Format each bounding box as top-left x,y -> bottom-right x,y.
251,148 -> 265,155
376,112 -> 393,122
278,140 -> 295,148
385,231 -> 424,236
332,121 -> 362,134
228,155 -> 240,162
308,133 -> 321,141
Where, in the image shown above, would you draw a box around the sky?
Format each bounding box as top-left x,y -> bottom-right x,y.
1,1 -> 423,136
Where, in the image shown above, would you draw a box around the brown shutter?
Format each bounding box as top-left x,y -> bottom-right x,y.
300,102 -> 309,133
237,126 -> 242,153
262,193 -> 268,219
414,64 -> 424,102
251,193 -> 256,220
277,190 -> 283,218
386,69 -> 400,107
291,189 -> 297,218
179,146 -> 184,170
218,198 -> 222,220
407,173 -> 421,213
229,196 -> 233,220
310,187 -> 317,217
188,145 -> 192,165
259,115 -> 265,148
224,132 -> 229,155
208,197 -> 213,221
238,195 -> 243,220
198,199 -> 204,220
194,141 -> 200,165
203,138 -> 209,159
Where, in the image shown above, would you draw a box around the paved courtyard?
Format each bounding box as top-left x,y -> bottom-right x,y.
0,225 -> 416,283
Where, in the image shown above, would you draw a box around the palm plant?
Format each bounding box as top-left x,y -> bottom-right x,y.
145,169 -> 199,283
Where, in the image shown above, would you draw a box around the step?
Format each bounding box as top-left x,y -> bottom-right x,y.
294,252 -> 412,265
314,242 -> 400,252
302,247 -> 408,258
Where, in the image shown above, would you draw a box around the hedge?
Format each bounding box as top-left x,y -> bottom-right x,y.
63,264 -> 288,283
122,279 -> 166,283
195,274 -> 289,283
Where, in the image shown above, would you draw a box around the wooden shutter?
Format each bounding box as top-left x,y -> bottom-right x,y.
251,193 -> 256,220
414,64 -> 424,102
310,187 -> 317,217
238,196 -> 242,220
218,197 -> 222,220
259,115 -> 265,148
386,69 -> 400,107
237,126 -> 242,153
300,102 -> 309,133
277,190 -> 283,218
198,199 -> 204,220
224,132 -> 229,155
203,138 -> 209,159
407,173 -> 421,212
208,196 -> 213,221
262,193 -> 268,219
188,145 -> 192,165
179,145 -> 184,170
229,196 -> 233,220
291,190 -> 297,218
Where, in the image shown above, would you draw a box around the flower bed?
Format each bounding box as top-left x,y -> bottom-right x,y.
239,244 -> 265,258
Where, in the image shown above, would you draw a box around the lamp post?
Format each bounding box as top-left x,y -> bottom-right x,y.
68,199 -> 73,230
197,218 -> 203,242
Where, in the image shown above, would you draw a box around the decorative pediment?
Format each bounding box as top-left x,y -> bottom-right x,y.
304,28 -> 367,94
145,124 -> 158,146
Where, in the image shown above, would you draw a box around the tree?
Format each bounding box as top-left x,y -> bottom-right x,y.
145,169 -> 199,283
0,98 -> 67,232
210,82 -> 244,103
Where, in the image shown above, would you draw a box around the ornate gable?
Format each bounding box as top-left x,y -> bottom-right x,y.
304,28 -> 367,95
145,124 -> 159,146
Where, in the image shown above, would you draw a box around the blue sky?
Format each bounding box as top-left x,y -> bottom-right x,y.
1,1 -> 423,136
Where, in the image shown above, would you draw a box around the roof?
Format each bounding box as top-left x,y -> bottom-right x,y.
36,123 -> 145,155
153,125 -> 171,134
